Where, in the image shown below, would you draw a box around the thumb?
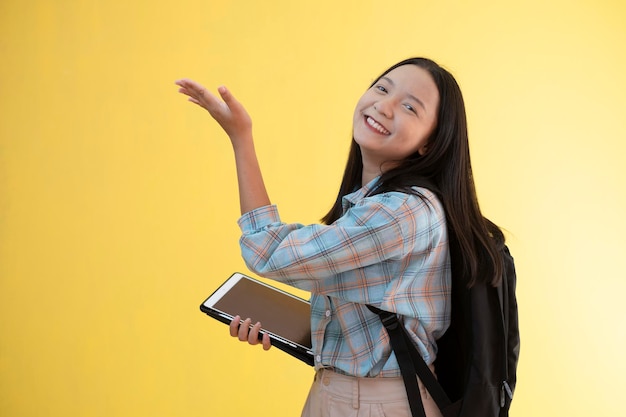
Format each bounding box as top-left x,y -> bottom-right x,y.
217,86 -> 244,112
217,86 -> 234,104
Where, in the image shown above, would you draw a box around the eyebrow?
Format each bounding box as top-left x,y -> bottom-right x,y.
381,76 -> 427,111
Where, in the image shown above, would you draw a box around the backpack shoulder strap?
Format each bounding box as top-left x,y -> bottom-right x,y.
500,244 -> 520,405
367,305 -> 451,415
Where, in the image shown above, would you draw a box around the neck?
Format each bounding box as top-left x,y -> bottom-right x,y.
361,169 -> 379,187
361,155 -> 398,187
360,150 -> 382,186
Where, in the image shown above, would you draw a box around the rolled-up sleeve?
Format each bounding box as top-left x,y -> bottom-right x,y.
237,191 -> 445,300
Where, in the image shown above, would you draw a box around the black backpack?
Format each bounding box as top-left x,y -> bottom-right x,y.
368,185 -> 520,417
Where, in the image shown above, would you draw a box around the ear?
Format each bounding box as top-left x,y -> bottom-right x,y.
417,143 -> 428,155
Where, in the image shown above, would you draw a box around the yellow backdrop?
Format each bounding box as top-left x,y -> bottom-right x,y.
1,0 -> 625,416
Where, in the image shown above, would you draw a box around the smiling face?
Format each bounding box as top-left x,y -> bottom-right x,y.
353,64 -> 440,176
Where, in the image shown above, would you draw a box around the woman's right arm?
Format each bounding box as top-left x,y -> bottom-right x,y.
175,79 -> 271,215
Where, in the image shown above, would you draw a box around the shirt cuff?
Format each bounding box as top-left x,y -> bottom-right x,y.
237,204 -> 281,233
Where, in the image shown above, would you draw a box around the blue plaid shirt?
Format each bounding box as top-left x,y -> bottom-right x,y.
238,178 -> 451,377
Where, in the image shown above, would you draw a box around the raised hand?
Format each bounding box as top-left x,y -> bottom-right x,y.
175,79 -> 252,147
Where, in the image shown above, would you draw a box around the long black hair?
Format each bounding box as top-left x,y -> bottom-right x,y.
321,58 -> 504,287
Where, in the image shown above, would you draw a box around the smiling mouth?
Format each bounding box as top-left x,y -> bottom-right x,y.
365,116 -> 390,135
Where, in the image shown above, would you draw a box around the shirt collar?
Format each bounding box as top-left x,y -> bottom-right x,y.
342,176 -> 381,210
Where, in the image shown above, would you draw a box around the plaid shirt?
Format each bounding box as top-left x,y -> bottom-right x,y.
238,178 -> 450,377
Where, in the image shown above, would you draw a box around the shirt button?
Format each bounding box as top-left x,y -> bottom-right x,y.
316,355 -> 322,363
325,310 -> 331,318
322,377 -> 330,386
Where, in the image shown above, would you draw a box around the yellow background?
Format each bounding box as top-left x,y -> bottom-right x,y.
1,0 -> 625,416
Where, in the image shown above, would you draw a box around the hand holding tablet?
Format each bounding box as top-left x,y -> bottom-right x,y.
200,272 -> 314,366
229,315 -> 272,350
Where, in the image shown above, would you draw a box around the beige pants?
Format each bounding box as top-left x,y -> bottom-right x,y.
301,368 -> 444,417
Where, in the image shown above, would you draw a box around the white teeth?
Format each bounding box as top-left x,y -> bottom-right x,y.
366,116 -> 390,135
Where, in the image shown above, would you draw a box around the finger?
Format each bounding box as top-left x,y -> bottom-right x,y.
217,85 -> 232,101
261,333 -> 272,351
176,80 -> 217,105
191,87 -> 214,103
178,86 -> 207,104
175,80 -> 201,97
177,86 -> 193,99
186,91 -> 225,116
175,78 -> 191,86
175,78 -> 205,91
248,322 -> 263,345
229,315 -> 241,337
238,318 -> 252,341
217,86 -> 243,112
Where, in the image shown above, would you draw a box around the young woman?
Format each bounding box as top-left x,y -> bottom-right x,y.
176,57 -> 504,417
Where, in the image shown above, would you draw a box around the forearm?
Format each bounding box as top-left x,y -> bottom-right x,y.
231,135 -> 271,215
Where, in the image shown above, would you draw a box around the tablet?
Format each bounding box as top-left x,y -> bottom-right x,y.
200,272 -> 314,366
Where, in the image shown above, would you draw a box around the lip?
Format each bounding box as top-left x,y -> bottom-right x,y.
363,115 -> 391,135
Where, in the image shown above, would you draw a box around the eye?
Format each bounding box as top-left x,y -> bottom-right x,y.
403,103 -> 418,114
375,84 -> 388,93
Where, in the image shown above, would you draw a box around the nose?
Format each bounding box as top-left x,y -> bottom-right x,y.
374,99 -> 393,119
